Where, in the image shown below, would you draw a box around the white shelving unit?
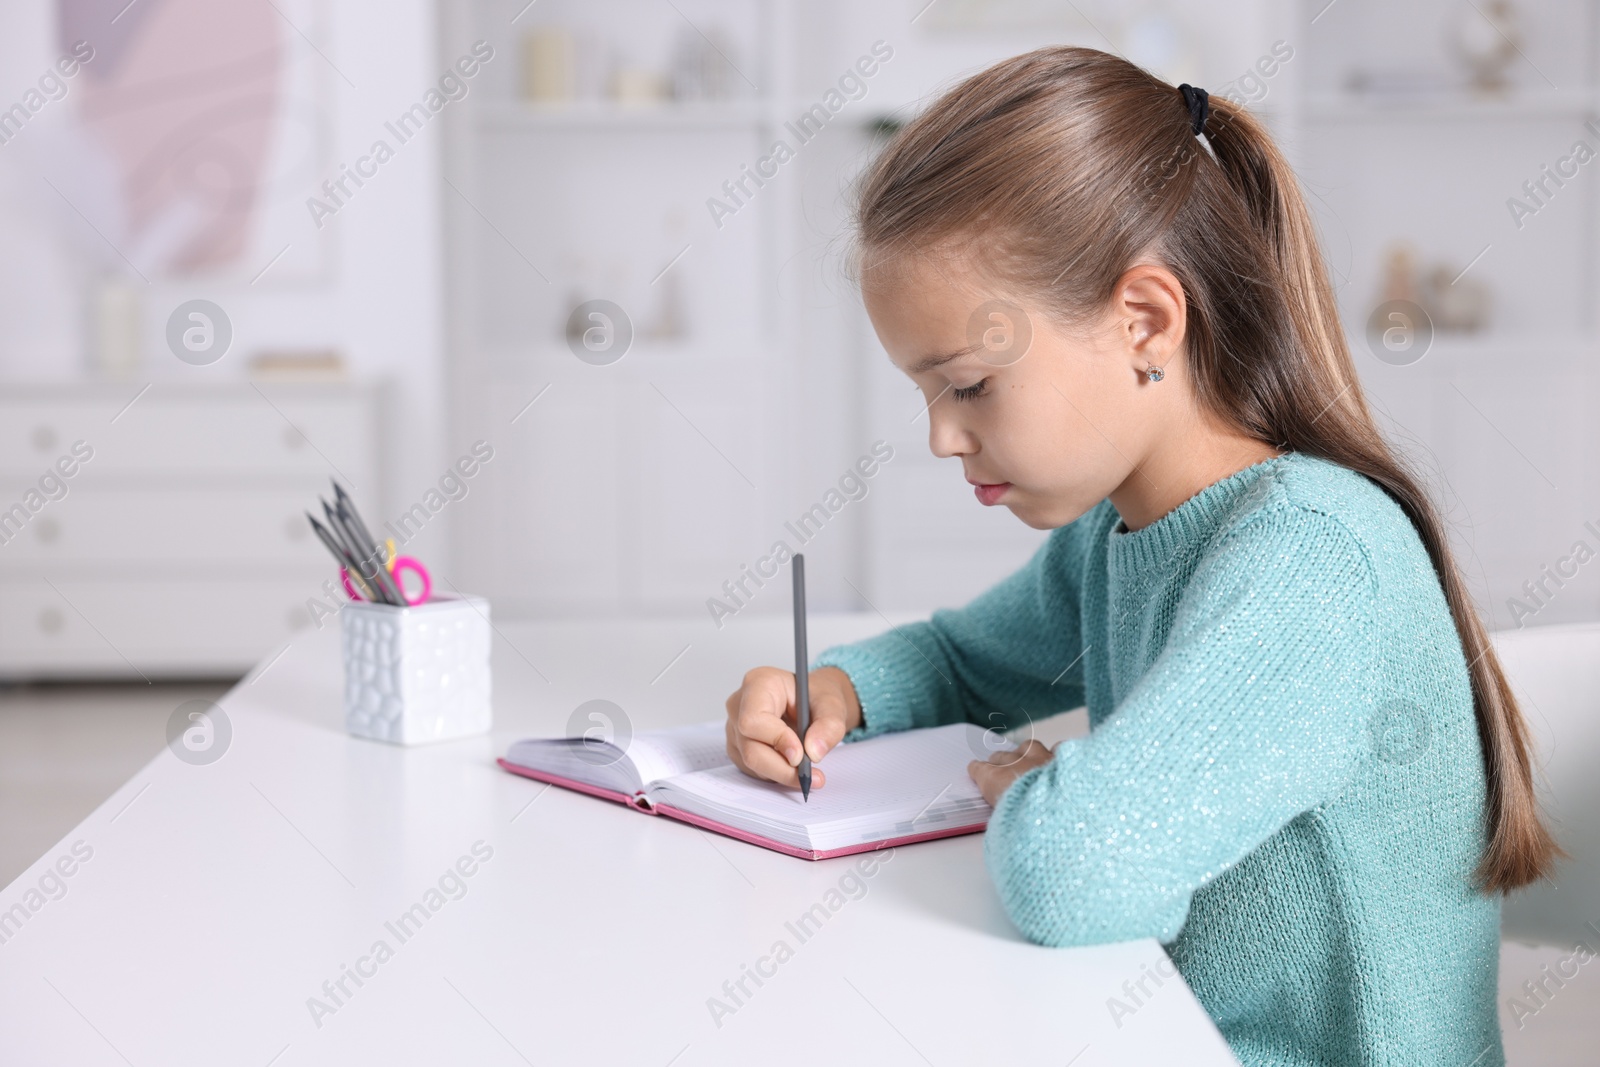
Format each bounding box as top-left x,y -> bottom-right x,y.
1287,0 -> 1600,629
438,0 -> 826,620
474,99 -> 771,129
434,0 -> 1091,621
1300,87 -> 1598,120
435,0 -> 1600,629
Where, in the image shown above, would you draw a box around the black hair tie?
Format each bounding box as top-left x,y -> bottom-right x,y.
1177,83 -> 1209,136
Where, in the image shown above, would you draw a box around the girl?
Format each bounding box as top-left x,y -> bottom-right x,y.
721,46 -> 1559,1067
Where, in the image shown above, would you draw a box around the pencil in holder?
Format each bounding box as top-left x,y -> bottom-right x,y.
341,594 -> 492,744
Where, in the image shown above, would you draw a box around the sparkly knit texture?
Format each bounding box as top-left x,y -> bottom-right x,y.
812,452 -> 1503,1067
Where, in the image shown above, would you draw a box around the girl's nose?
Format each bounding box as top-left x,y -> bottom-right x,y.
927,405 -> 974,459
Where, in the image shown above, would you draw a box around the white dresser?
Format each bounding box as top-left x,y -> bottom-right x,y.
0,382 -> 379,679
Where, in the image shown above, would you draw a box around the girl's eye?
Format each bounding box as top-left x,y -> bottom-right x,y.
951,379 -> 988,402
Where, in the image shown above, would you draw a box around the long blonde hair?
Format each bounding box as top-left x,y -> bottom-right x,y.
852,46 -> 1558,891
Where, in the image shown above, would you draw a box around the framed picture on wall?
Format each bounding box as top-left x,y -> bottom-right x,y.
53,0 -> 334,285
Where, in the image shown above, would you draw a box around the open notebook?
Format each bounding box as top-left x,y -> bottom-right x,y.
497,720 -> 1015,860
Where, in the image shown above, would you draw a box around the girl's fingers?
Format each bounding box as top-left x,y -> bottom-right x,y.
733,670 -> 803,764
737,706 -> 803,767
735,734 -> 828,789
967,759 -> 1001,804
742,739 -> 832,790
724,666 -> 849,791
742,710 -> 806,767
798,672 -> 857,761
738,738 -> 802,785
989,739 -> 1048,764
803,707 -> 849,762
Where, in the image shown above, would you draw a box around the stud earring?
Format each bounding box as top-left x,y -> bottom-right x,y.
1145,363 -> 1164,382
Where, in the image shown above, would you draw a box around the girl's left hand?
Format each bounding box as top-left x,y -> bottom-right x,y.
968,740 -> 1056,807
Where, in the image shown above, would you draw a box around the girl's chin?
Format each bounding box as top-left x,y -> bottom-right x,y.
1007,494 -> 1081,531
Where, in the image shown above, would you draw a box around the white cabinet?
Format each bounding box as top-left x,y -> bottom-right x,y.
0,383 -> 379,678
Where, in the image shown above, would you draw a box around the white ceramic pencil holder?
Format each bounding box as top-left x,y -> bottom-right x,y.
340,595 -> 492,745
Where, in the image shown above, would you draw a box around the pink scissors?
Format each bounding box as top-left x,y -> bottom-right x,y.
342,538 -> 432,606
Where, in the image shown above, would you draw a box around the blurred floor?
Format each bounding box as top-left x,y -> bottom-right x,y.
0,684 -> 1595,1065
0,680 -> 231,887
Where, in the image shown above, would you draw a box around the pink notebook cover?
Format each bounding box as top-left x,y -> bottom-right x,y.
496,757 -> 989,861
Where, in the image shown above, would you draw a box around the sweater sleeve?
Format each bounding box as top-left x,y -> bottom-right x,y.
809,505 -> 1102,743
983,507 -> 1381,948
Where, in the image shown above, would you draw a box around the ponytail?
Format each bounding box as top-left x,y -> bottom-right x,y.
853,46 -> 1560,891
1199,92 -> 1559,891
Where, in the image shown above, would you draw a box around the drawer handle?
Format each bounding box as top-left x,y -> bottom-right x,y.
38,607 -> 64,634
35,517 -> 60,544
32,425 -> 57,452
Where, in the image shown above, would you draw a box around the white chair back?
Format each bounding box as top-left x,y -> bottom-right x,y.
1492,621 -> 1600,944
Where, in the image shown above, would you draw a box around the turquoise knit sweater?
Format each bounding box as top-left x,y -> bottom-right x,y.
812,452 -> 1502,1067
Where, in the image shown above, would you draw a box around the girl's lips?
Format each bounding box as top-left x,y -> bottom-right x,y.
973,482 -> 1011,506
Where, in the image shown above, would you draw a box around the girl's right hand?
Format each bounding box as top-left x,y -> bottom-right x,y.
724,666 -> 863,790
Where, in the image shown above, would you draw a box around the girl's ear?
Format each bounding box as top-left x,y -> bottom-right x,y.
1109,263 -> 1188,370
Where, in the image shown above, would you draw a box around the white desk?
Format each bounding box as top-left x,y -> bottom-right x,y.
0,612 -> 1238,1066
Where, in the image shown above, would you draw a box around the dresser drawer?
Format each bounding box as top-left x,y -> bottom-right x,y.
0,487 -> 343,567
0,388 -> 375,479
0,577 -> 332,677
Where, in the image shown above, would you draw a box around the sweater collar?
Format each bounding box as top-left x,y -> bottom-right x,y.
1106,453 -> 1293,574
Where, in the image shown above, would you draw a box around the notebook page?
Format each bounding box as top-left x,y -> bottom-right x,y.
500,736 -> 642,795
651,722 -> 1015,849
622,720 -> 732,785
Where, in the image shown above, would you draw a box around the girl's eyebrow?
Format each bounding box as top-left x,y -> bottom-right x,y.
911,341 -> 983,374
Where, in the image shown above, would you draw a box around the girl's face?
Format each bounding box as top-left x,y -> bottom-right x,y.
863,252 -> 1178,531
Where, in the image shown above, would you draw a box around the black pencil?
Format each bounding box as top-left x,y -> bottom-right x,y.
307,512 -> 379,602
331,479 -> 401,604
793,553 -> 811,801
334,496 -> 403,605
322,498 -> 396,605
